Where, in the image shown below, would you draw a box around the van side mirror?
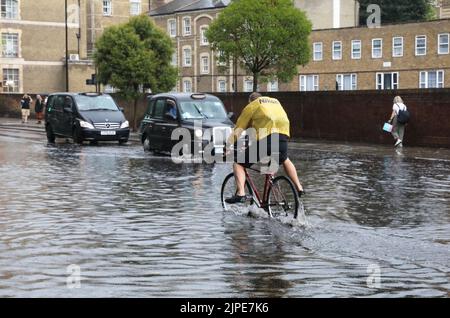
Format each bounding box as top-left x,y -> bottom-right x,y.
119,107 -> 124,112
227,112 -> 234,120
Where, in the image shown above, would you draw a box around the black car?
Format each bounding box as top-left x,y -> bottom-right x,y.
45,93 -> 130,144
139,93 -> 234,156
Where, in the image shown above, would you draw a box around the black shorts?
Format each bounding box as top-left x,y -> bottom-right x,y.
234,133 -> 289,168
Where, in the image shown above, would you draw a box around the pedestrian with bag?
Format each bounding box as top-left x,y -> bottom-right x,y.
35,95 -> 44,124
388,96 -> 410,148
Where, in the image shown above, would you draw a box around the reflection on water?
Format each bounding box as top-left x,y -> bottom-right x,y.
0,136 -> 448,297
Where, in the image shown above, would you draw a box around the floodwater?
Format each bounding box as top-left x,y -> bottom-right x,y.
0,133 -> 448,297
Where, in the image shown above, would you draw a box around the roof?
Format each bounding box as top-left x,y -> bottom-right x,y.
149,0 -> 231,16
148,92 -> 221,100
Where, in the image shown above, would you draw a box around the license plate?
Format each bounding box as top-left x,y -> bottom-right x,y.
101,130 -> 116,136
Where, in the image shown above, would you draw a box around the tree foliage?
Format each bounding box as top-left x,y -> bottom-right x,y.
95,15 -> 177,129
359,0 -> 436,25
206,0 -> 312,91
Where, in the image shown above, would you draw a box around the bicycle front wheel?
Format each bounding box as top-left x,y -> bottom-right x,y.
268,176 -> 299,219
221,173 -> 254,213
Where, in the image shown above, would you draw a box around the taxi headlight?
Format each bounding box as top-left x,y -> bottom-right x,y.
194,129 -> 203,138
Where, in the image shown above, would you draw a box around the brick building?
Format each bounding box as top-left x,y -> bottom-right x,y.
2,0 -> 450,95
1,0 -> 149,94
297,19 -> 450,91
151,0 -> 450,93
150,0 -> 360,93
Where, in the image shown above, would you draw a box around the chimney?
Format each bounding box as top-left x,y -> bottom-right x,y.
150,0 -> 169,10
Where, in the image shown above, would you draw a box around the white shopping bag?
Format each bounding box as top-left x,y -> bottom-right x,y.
383,122 -> 393,133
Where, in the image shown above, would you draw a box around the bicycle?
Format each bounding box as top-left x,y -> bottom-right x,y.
221,163 -> 303,220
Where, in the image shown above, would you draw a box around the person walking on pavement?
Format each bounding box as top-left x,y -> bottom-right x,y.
35,95 -> 44,124
388,96 -> 408,148
20,94 -> 32,124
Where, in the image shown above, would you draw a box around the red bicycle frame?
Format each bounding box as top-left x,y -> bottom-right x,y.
244,169 -> 275,209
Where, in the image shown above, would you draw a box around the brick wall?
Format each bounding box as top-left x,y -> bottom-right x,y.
215,89 -> 450,148
2,90 -> 450,148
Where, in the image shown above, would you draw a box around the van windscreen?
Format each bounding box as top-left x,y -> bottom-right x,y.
75,95 -> 119,111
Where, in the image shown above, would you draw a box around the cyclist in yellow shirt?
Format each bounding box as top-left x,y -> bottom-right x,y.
225,92 -> 304,204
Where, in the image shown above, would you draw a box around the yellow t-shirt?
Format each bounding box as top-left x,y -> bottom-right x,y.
229,97 -> 290,144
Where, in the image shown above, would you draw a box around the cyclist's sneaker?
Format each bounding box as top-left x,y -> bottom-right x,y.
298,190 -> 305,198
225,195 -> 246,204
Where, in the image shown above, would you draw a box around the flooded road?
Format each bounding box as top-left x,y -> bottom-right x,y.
0,134 -> 448,297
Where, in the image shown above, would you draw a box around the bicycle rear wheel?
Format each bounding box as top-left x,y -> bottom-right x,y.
221,173 -> 255,213
267,176 -> 299,219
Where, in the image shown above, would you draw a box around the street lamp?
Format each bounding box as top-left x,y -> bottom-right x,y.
65,0 -> 69,92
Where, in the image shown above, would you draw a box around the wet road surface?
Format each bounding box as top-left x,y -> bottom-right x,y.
0,130 -> 449,297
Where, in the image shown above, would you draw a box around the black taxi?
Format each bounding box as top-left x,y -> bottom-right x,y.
139,93 -> 234,156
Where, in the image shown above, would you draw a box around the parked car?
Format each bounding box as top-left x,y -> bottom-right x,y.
45,92 -> 130,144
139,93 -> 234,156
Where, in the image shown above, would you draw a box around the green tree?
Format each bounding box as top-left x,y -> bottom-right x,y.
206,0 -> 312,92
359,0 -> 436,25
95,15 -> 177,130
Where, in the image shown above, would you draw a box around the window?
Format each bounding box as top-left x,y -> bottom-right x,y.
54,96 -> 65,111
200,26 -> 209,45
183,79 -> 192,93
130,0 -> 141,16
393,37 -> 403,57
46,96 -> 55,111
336,74 -> 357,91
171,52 -> 177,66
313,42 -> 323,61
183,47 -> 191,67
1,33 -> 19,57
168,19 -> 176,37
1,0 -> 18,19
103,0 -> 112,16
145,99 -> 156,117
376,72 -> 399,90
415,35 -> 427,56
372,39 -> 382,58
352,40 -> 361,59
299,75 -> 319,91
244,80 -> 253,92
2,68 -> 19,92
153,99 -> 166,118
200,54 -> 209,74
332,41 -> 342,60
419,70 -> 444,88
183,17 -> 191,36
268,79 -> 279,92
218,80 -> 226,93
438,33 -> 449,55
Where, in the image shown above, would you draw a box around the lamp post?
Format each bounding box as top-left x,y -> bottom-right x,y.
65,0 -> 70,92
